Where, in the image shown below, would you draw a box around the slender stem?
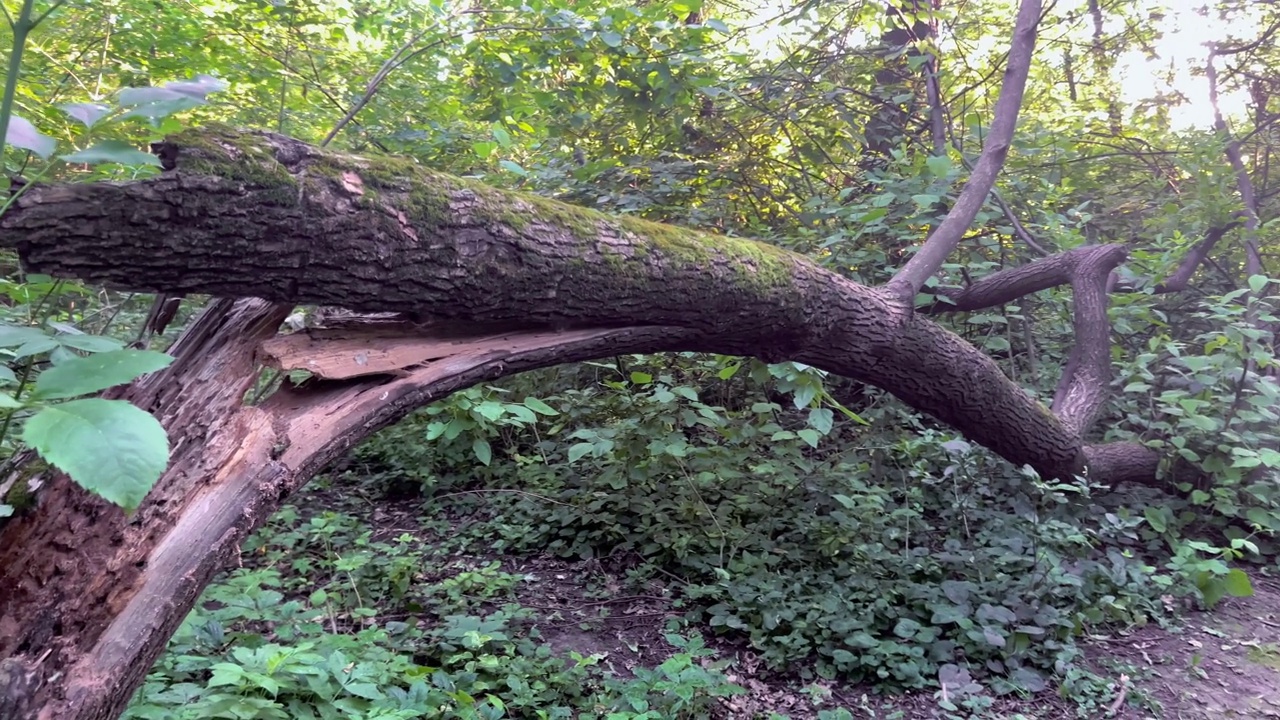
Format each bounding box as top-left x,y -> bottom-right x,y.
30,0 -> 67,28
0,159 -> 53,215
0,358 -> 35,446
0,0 -> 38,162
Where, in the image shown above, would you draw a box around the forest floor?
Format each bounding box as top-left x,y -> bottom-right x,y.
358,494 -> 1280,719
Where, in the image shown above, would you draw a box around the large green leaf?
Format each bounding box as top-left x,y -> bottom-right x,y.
58,102 -> 113,128
23,398 -> 170,511
5,115 -> 56,158
0,325 -> 52,347
1223,568 -> 1254,598
33,349 -> 173,400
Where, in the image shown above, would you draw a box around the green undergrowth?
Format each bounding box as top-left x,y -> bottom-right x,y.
127,352 -> 1275,719
124,503 -> 752,720
326,354 -> 1274,704
349,355 -> 1277,687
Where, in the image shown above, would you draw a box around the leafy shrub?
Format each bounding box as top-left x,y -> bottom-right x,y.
357,354 -> 1170,691
126,501 -> 747,720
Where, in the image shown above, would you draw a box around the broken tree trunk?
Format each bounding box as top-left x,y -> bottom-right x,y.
0,124 -> 1158,718
0,295 -> 710,719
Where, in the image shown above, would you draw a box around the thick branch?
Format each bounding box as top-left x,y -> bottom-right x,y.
886,0 -> 1042,303
1153,224 -> 1237,293
919,245 -> 1122,313
1051,245 -> 1126,436
1207,50 -> 1263,278
0,300 -> 713,718
0,125 -> 1166,716
919,244 -> 1129,439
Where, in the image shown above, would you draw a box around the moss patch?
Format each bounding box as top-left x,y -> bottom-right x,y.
168,124 -> 300,205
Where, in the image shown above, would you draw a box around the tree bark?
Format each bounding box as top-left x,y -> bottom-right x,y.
2,124 -> 1121,480
0,123 -> 1159,717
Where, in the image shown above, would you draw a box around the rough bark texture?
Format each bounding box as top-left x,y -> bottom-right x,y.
0,299 -> 293,720
1,125 -> 1114,482
0,124 -> 1161,718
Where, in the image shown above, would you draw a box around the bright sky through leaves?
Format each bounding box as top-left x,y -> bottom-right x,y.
733,0 -> 1252,130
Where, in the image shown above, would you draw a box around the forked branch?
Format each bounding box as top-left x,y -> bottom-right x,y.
886,0 -> 1043,305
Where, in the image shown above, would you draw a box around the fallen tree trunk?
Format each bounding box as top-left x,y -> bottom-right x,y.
4,125 -> 1142,482
0,125 -> 1158,717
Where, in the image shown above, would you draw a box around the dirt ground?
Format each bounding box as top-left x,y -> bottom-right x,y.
1095,578 -> 1280,719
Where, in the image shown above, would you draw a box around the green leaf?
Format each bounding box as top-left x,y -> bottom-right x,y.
797,428 -> 820,448
930,604 -> 969,624
982,627 -> 1006,647
893,618 -> 922,638
568,442 -> 594,462
6,115 -> 56,158
925,154 -> 951,177
162,74 -> 229,100
600,31 -> 623,47
717,362 -> 740,380
1248,274 -> 1268,294
61,140 -> 162,167
119,96 -> 204,122
0,325 -> 51,348
57,333 -> 125,353
792,383 -> 817,408
498,160 -> 527,176
1223,568 -> 1254,598
23,398 -> 170,511
808,407 -> 834,434
523,397 -> 558,415
472,438 -> 492,466
344,682 -> 384,700
630,371 -> 653,385
33,350 -> 173,400
474,401 -> 505,422
0,393 -> 22,408
59,102 -> 112,128
1144,506 -> 1168,533
14,337 -> 60,359
506,404 -> 536,424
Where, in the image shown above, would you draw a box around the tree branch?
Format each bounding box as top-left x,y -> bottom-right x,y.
886,0 -> 1042,305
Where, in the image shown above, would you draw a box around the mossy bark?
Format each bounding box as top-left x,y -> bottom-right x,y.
0,125 -> 1123,481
